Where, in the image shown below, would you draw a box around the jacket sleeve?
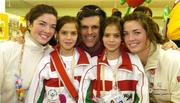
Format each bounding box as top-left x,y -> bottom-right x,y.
78,64 -> 97,103
0,45 -> 4,103
25,57 -> 50,103
134,56 -> 149,103
136,67 -> 149,103
168,51 -> 180,102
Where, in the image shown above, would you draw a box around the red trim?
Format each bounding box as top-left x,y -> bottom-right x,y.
96,61 -> 101,97
77,48 -> 89,64
51,50 -> 78,100
119,49 -> 133,71
98,49 -> 133,71
44,78 -> 60,87
44,76 -> 81,87
92,80 -> 138,91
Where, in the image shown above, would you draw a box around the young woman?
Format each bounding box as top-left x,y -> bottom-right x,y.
78,17 -> 149,103
123,12 -> 180,103
0,4 -> 57,103
27,16 -> 92,103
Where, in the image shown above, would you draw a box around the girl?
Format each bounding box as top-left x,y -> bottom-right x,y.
78,17 -> 149,103
0,4 -> 57,103
123,12 -> 180,103
27,16 -> 91,103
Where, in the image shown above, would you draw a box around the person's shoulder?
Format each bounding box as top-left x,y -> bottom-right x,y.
160,48 -> 180,65
161,48 -> 180,57
0,40 -> 22,52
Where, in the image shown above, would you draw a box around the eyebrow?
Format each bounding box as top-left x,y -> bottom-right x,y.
133,29 -> 140,32
38,20 -> 56,26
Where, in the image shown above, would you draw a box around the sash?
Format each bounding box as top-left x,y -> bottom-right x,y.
51,50 -> 78,101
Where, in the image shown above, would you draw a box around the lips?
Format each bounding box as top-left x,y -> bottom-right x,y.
40,34 -> 50,40
85,35 -> 96,41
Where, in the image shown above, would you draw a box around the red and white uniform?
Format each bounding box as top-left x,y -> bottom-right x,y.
26,47 -> 91,103
78,50 -> 149,103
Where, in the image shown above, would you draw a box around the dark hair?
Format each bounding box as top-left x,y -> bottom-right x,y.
56,16 -> 78,32
25,4 -> 58,24
123,12 -> 166,49
133,6 -> 153,17
76,5 -> 106,39
103,16 -> 123,38
56,16 -> 79,43
112,10 -> 122,18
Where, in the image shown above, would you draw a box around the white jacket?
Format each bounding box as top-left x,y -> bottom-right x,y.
0,33 -> 53,103
145,44 -> 180,103
78,50 -> 149,103
26,48 -> 92,103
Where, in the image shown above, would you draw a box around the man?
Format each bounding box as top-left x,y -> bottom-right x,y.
76,5 -> 106,56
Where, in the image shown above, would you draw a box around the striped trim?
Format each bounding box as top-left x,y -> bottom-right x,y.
37,85 -> 45,103
44,76 -> 81,87
92,80 -> 138,91
134,64 -> 144,103
34,63 -> 49,103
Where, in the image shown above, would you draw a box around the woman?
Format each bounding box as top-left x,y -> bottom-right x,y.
0,4 -> 58,103
78,17 -> 149,103
27,16 -> 92,103
123,12 -> 180,103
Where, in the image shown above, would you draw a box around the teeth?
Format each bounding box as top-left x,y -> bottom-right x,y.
129,43 -> 137,47
40,34 -> 48,39
86,36 -> 94,41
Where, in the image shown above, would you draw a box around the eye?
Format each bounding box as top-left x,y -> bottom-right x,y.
60,31 -> 67,35
51,25 -> 56,30
123,32 -> 128,36
134,31 -> 140,35
71,31 -> 78,36
92,25 -> 99,30
81,26 -> 88,31
114,34 -> 120,38
39,22 -> 46,26
104,33 -> 110,37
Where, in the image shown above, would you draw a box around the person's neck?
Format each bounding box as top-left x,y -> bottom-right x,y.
60,48 -> 74,56
106,49 -> 120,60
137,46 -> 150,66
85,41 -> 101,55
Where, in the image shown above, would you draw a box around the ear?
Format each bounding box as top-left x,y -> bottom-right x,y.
55,32 -> 59,43
27,21 -> 32,30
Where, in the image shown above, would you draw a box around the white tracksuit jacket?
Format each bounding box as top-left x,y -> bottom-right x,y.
26,47 -> 92,103
145,44 -> 180,103
78,50 -> 149,103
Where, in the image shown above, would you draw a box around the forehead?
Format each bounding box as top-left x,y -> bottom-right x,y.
60,23 -> 77,30
34,14 -> 57,23
105,25 -> 120,32
124,20 -> 143,30
80,16 -> 100,26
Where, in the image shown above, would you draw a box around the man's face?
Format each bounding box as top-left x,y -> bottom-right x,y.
80,16 -> 100,48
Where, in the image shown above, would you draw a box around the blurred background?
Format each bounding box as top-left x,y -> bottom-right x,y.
0,0 -> 177,40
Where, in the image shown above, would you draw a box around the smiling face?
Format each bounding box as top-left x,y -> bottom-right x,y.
80,16 -> 100,48
58,23 -> 78,52
29,14 -> 57,45
103,24 -> 121,54
123,20 -> 150,55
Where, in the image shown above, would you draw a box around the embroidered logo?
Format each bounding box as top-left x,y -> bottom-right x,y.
48,89 -> 58,100
124,93 -> 133,101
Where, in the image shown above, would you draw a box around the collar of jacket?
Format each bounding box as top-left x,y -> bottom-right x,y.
98,48 -> 133,72
145,43 -> 160,72
54,45 -> 90,65
25,32 -> 49,53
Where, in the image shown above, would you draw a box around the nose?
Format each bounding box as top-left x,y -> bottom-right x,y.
88,27 -> 93,34
126,33 -> 134,41
110,35 -> 114,41
67,33 -> 71,39
44,26 -> 51,33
